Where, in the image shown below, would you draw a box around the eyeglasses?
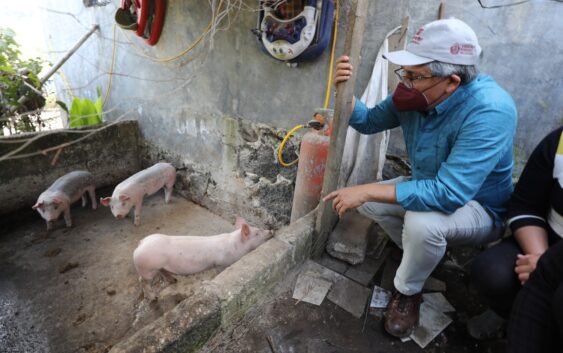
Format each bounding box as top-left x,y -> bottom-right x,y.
394,68 -> 434,89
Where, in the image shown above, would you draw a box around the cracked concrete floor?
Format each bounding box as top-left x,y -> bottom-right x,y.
0,188 -> 234,353
199,249 -> 507,353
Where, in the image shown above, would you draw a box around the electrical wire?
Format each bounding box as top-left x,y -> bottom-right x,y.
102,23 -> 118,105
1,0 -> 210,144
476,0 -> 563,8
118,0 -> 225,63
0,66 -> 196,159
477,0 -> 530,8
277,0 -> 340,168
0,109 -> 133,161
3,0 -> 333,162
323,0 -> 339,110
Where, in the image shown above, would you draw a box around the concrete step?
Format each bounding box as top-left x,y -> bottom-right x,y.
325,211 -> 374,265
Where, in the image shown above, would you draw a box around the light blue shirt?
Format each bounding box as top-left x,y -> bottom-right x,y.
349,74 -> 517,226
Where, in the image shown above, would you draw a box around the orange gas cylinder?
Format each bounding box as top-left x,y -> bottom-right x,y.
290,121 -> 332,223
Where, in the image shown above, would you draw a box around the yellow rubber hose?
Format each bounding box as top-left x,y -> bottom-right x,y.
278,124 -> 305,167
323,0 -> 339,109
278,0 -> 340,167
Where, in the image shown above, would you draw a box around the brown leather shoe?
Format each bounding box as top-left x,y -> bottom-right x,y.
384,289 -> 422,338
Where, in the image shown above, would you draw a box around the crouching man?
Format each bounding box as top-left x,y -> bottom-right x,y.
324,18 -> 517,338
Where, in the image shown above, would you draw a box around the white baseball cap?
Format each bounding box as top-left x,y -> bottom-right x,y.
384,18 -> 482,66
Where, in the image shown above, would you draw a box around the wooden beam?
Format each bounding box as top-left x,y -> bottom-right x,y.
313,0 -> 369,257
438,1 -> 446,19
387,16 -> 409,93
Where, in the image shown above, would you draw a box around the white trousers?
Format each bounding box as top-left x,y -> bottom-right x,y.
357,177 -> 502,295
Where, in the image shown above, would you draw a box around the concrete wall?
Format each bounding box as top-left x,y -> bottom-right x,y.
0,121 -> 140,217
39,0 -> 562,225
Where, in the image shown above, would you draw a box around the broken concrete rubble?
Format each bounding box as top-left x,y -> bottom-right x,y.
316,253 -> 349,274
293,260 -> 371,318
326,276 -> 371,319
369,285 -> 390,309
344,255 -> 386,286
423,277 -> 447,292
423,292 -> 456,313
292,272 -> 333,305
411,302 -> 453,348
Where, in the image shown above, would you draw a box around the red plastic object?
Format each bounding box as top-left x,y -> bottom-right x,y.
135,0 -> 149,37
120,0 -> 165,46
146,0 -> 166,45
290,127 -> 331,223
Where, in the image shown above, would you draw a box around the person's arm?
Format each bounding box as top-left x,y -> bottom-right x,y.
334,56 -> 357,111
334,55 -> 400,134
323,183 -> 396,218
508,127 -> 562,283
348,96 -> 400,134
513,226 -> 548,285
506,128 -> 561,240
514,226 -> 549,255
395,103 -> 516,213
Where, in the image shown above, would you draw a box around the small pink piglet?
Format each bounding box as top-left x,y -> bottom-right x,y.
133,217 -> 273,300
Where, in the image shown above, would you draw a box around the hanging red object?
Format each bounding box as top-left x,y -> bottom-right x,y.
116,0 -> 166,46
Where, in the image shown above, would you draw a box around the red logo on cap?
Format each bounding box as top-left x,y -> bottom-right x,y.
411,27 -> 424,45
460,44 -> 476,55
451,43 -> 476,56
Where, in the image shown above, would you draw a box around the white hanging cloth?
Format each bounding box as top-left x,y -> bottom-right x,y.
339,25 -> 403,188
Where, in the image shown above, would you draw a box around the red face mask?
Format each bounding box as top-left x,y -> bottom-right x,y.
392,83 -> 429,112
392,79 -> 447,112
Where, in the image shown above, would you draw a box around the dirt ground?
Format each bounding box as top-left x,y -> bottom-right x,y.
1,187 -> 508,353
200,246 -> 507,353
0,187 -> 235,353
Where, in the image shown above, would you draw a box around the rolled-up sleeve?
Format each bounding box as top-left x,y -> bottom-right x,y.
349,96 -> 400,134
395,103 -> 516,213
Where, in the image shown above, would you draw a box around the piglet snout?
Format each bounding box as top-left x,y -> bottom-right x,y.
116,214 -> 125,220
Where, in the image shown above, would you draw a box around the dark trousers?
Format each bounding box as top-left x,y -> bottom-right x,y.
470,237 -> 522,318
507,240 -> 563,353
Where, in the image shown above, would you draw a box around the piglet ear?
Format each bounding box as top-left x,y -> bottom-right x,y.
235,216 -> 247,228
241,223 -> 250,241
32,201 -> 43,210
100,197 -> 112,207
52,197 -> 63,205
119,194 -> 130,202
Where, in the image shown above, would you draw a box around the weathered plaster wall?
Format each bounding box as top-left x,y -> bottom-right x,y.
0,121 -> 140,217
40,0 -> 562,226
139,118 -> 297,228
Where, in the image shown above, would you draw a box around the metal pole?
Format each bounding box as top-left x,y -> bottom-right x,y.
40,24 -> 100,85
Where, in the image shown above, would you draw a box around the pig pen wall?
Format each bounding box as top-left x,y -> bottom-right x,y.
39,0 -> 563,229
0,121 -> 140,223
139,117 -> 297,229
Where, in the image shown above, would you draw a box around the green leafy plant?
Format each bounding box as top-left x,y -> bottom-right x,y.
0,27 -> 46,134
66,87 -> 103,128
